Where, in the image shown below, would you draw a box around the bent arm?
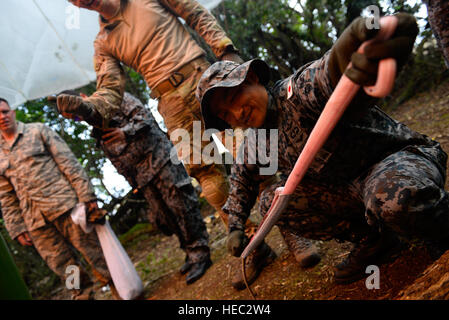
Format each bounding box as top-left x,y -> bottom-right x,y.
83,39 -> 126,128
158,0 -> 237,58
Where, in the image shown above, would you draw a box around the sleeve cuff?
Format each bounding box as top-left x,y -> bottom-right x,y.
9,225 -> 28,240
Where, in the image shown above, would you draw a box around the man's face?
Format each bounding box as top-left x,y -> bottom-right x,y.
0,102 -> 16,134
208,71 -> 268,129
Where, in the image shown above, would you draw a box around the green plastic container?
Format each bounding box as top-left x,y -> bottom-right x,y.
0,233 -> 31,300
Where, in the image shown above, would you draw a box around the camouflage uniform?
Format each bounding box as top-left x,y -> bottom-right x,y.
91,93 -> 209,262
217,53 -> 449,243
0,122 -> 110,291
82,0 -> 235,219
424,0 -> 449,67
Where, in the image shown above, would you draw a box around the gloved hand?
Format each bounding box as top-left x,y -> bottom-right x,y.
56,94 -> 93,120
86,201 -> 107,225
227,229 -> 248,257
56,93 -> 103,127
328,13 -> 419,88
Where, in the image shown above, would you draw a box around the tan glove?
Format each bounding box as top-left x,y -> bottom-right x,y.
56,94 -> 102,127
328,13 -> 419,88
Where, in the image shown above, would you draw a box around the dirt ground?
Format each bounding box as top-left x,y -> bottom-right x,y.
53,80 -> 449,300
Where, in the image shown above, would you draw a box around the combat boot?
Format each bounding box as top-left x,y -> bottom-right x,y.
231,241 -> 277,290
180,256 -> 192,275
334,230 -> 401,284
185,247 -> 213,284
281,229 -> 321,268
186,256 -> 212,284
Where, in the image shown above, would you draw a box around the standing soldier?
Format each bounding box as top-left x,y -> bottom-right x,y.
71,90 -> 212,284
0,98 -> 114,299
424,0 -> 449,67
55,0 -> 314,288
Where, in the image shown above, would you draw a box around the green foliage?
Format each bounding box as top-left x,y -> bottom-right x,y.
123,67 -> 150,106
212,0 -> 386,78
211,0 -> 429,81
209,0 -> 447,108
381,28 -> 449,109
118,223 -> 156,247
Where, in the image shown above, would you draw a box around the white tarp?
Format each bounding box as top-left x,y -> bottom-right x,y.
0,0 -> 222,109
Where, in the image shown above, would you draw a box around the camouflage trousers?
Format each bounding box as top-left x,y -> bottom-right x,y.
259,146 -> 449,243
157,58 -> 229,218
424,0 -> 449,68
141,162 -> 210,263
28,210 -> 110,289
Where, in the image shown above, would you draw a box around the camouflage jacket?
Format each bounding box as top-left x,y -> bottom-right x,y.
223,52 -> 446,232
0,122 -> 97,239
84,0 -> 236,128
92,93 -> 172,188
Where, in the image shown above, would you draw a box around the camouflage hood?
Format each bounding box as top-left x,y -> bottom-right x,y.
195,59 -> 271,131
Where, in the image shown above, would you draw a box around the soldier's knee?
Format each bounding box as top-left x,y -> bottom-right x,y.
365,178 -> 449,237
201,177 -> 229,210
197,167 -> 229,211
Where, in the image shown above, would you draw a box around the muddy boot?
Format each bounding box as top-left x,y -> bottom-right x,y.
185,248 -> 213,285
334,230 -> 401,284
231,241 -> 277,290
280,229 -> 321,268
